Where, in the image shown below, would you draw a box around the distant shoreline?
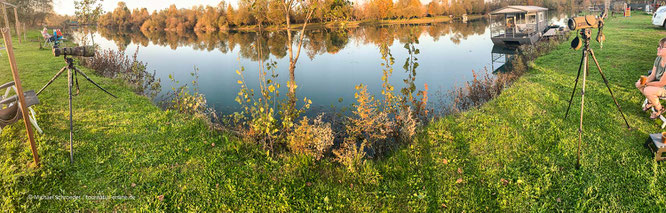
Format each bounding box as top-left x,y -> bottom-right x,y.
220,15 -> 486,31
120,14 -> 488,33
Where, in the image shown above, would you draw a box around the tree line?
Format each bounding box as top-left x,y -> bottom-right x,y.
97,0 -> 581,32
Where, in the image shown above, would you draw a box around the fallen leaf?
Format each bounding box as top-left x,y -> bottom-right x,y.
131,183 -> 136,187
157,195 -> 164,201
211,143 -> 215,147
306,182 -> 312,187
441,203 -> 447,208
557,198 -> 561,202
456,178 -> 463,184
457,167 -> 463,174
443,159 -> 448,165
500,178 -> 509,186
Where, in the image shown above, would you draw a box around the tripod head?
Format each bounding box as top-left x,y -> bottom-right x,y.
64,56 -> 75,69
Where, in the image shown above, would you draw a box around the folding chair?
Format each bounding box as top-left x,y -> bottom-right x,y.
41,28 -> 52,48
0,82 -> 42,134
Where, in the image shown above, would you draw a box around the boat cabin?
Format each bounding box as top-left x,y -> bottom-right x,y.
490,6 -> 549,46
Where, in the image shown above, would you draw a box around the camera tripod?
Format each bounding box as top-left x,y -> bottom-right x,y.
36,56 -> 117,163
564,28 -> 631,169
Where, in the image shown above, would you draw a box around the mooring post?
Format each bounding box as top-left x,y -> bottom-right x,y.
13,7 -> 20,44
1,4 -> 10,39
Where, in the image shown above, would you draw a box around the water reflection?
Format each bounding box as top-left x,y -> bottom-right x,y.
78,11 -> 570,115
96,20 -> 491,59
491,45 -> 518,73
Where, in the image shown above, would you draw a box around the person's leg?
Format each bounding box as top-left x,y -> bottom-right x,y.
645,86 -> 666,118
645,86 -> 663,110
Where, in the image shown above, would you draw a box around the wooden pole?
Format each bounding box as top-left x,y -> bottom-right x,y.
1,4 -> 10,39
1,28 -> 39,166
21,22 -> 25,42
13,7 -> 19,44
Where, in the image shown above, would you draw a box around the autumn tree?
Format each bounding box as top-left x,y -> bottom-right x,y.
323,0 -> 354,22
449,0 -> 466,16
267,0 -> 286,25
365,0 -> 394,20
281,0 -> 319,125
130,8 -> 150,28
236,0 -> 255,26
426,0 -> 443,17
249,0 -> 269,28
112,2 -> 131,28
6,0 -> 53,26
396,0 -> 425,18
196,5 -> 220,32
165,5 -> 180,30
74,0 -> 103,24
226,4 -> 237,26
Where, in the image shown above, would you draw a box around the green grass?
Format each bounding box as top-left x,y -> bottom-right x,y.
2,13 -> 666,211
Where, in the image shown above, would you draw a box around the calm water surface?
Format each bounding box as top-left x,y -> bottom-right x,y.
78,13 -> 570,115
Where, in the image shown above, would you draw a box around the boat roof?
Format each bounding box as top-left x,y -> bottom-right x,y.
490,6 -> 548,15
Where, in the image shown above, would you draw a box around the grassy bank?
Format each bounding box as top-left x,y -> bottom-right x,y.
429,13 -> 666,210
1,13 -> 665,211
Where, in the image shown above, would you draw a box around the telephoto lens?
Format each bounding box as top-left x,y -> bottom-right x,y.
53,46 -> 95,57
567,15 -> 600,31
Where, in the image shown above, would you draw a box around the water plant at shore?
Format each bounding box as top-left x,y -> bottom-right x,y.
162,67 -> 209,116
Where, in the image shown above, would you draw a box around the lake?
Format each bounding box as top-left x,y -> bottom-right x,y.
75,12 -> 571,116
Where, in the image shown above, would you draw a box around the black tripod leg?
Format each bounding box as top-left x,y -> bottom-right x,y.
590,49 -> 631,129
74,69 -> 80,96
36,66 -> 67,96
68,68 -> 74,163
73,67 -> 118,98
577,51 -> 588,170
565,53 -> 586,119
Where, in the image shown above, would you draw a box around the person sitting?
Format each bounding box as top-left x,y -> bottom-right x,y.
636,37 -> 666,119
41,27 -> 50,39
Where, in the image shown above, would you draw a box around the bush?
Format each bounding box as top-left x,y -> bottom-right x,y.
162,67 -> 209,116
287,115 -> 334,160
80,46 -> 160,98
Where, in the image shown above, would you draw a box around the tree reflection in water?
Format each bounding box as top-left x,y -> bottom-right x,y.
95,20 -> 490,60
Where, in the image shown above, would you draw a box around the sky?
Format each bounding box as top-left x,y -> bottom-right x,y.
53,0 -> 375,15
53,0 -> 235,15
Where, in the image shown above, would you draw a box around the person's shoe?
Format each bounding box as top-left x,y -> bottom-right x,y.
651,107 -> 666,119
644,103 -> 654,111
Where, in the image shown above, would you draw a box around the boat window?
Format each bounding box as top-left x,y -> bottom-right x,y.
539,12 -> 544,22
527,14 -> 536,24
517,13 -> 525,24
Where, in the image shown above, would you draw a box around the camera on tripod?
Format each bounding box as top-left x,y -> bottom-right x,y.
568,11 -> 606,31
53,46 -> 95,57
568,11 -> 607,50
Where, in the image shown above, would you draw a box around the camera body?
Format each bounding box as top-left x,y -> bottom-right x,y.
53,46 -> 95,57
